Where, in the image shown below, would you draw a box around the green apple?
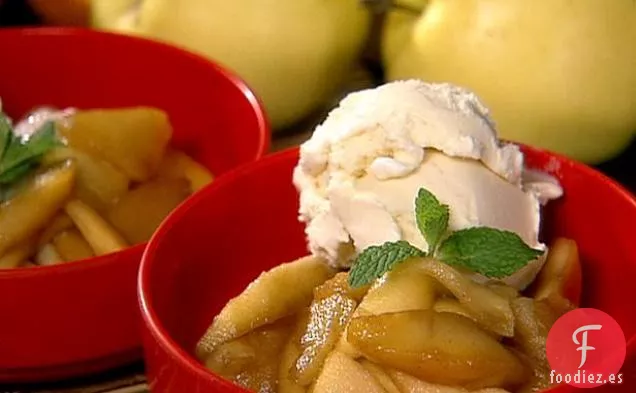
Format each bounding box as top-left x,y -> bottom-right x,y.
91,0 -> 371,131
382,0 -> 636,164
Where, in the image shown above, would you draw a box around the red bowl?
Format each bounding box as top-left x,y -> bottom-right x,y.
140,146 -> 636,393
0,27 -> 269,382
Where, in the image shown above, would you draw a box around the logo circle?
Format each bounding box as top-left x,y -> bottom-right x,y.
546,308 -> 626,388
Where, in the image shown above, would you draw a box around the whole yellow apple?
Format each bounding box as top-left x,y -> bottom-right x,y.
382,0 -> 636,164
92,0 -> 371,131
91,0 -> 140,29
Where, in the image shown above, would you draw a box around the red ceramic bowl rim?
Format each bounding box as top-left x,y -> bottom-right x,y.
0,26 -> 271,280
138,144 -> 636,388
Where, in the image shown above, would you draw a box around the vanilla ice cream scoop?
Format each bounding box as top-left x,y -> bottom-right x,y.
292,80 -> 563,290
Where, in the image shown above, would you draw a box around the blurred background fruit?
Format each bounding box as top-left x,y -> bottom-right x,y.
382,0 -> 636,164
91,0 -> 372,133
27,0 -> 89,26
90,0 -> 138,29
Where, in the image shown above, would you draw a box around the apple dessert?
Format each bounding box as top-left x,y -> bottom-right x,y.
196,189 -> 581,393
196,80 -> 582,393
0,104 -> 213,268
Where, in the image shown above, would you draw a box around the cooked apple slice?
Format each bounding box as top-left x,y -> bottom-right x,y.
432,298 -> 502,340
388,370 -> 511,393
106,177 -> 190,244
417,259 -> 515,337
0,239 -> 35,269
292,293 -> 357,385
357,260 -> 438,315
0,162 -> 76,256
433,298 -> 474,320
70,148 -> 130,211
157,148 -> 214,192
204,317 -> 293,392
65,199 -> 128,256
52,229 -> 95,261
389,370 -> 467,393
44,147 -> 131,211
360,360 -> 402,393
488,283 -> 520,300
204,336 -> 256,377
279,311 -> 310,393
510,297 -> 561,392
311,272 -> 368,362
337,260 -> 439,358
35,243 -> 64,265
527,238 -> 581,311
196,255 -> 336,357
58,107 -> 172,181
312,351 -> 388,393
347,310 -> 527,390
37,212 -> 74,247
314,272 -> 369,302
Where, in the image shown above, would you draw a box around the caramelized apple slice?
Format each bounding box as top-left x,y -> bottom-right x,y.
36,243 -> 64,265
488,283 -> 520,300
58,107 -> 172,181
433,298 -> 474,320
357,260 -> 438,315
0,239 -> 35,269
0,162 -> 76,256
37,213 -> 74,247
204,318 -> 293,392
347,310 -> 527,390
204,337 -> 256,377
292,294 -> 357,385
157,148 -> 214,192
337,260 -> 439,357
50,148 -> 131,212
528,238 -> 581,311
52,229 -> 95,261
279,311 -> 310,393
510,297 -> 561,392
314,272 -> 369,302
65,199 -> 128,256
312,351 -> 388,393
196,256 -> 335,357
43,147 -> 130,212
360,360 -> 402,393
388,370 -> 512,393
417,259 -> 515,337
106,177 -> 190,244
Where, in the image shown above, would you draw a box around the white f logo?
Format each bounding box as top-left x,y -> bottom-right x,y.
572,324 -> 603,369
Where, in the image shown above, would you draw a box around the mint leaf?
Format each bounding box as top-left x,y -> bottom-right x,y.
415,188 -> 449,253
0,114 -> 12,160
436,227 -> 544,278
348,241 -> 425,288
23,121 -> 59,156
1,121 -> 59,173
0,119 -> 60,186
0,161 -> 35,184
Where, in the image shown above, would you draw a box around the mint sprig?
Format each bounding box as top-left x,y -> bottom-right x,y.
348,241 -> 425,288
437,227 -> 543,278
415,188 -> 449,254
0,113 -> 61,201
348,187 -> 544,288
